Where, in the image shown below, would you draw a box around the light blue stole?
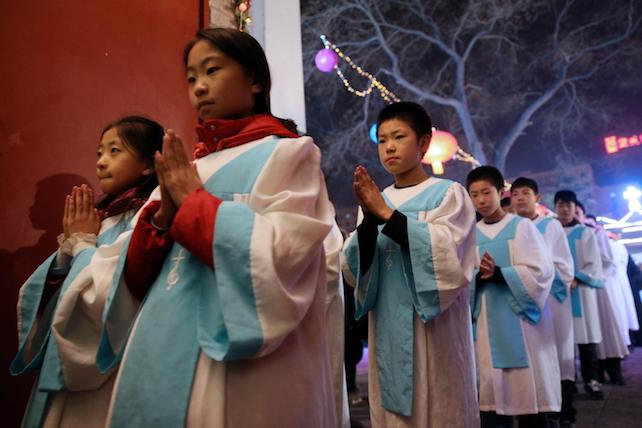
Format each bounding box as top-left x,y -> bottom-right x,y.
565,225 -> 603,318
472,216 -> 539,369
346,179 -> 452,417
11,218 -> 131,428
535,217 -> 568,303
100,138 -> 280,428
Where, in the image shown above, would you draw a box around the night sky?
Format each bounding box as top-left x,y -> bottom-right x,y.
300,0 -> 642,224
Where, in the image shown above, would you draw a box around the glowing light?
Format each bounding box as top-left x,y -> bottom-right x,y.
431,160 -> 444,175
318,35 -> 400,103
619,237 -> 642,245
598,186 -> 642,250
604,134 -> 642,154
423,130 -> 459,166
369,124 -> 378,144
317,34 -> 483,173
624,186 -> 642,212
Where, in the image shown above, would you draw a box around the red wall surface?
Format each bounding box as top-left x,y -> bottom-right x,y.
0,1 -> 203,424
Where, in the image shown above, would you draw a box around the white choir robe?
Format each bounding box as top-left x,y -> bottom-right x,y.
475,214 -> 560,415
564,224 -> 603,344
99,136 -> 337,428
13,213 -> 135,428
593,228 -> 629,359
343,177 -> 479,428
324,221 -> 350,428
533,216 -> 575,381
611,239 -> 640,333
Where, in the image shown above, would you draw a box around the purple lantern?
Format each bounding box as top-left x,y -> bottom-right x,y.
315,48 -> 339,73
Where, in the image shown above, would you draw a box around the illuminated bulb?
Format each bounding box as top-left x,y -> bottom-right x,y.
431,160 -> 444,175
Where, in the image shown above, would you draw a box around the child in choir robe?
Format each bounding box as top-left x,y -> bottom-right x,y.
323,221 -> 351,428
511,177 -> 576,426
610,238 -> 640,341
467,167 -> 559,428
12,116 -> 164,428
582,211 -> 629,385
554,191 -> 604,400
343,101 -> 479,427
98,28 -> 337,427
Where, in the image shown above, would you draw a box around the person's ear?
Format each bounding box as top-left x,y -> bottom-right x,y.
142,161 -> 154,176
247,72 -> 263,95
535,194 -> 542,204
250,82 -> 263,95
419,134 -> 431,158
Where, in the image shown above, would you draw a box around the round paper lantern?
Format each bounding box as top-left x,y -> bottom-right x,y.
422,130 -> 459,175
315,48 -> 339,73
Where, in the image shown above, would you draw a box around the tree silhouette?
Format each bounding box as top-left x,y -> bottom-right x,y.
302,0 -> 641,178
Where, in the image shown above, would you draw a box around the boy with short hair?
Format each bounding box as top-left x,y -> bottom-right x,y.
554,190 -> 604,400
512,177 -> 576,426
343,101 -> 479,427
467,167 -> 559,428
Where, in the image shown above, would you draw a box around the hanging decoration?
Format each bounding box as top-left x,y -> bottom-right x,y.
315,48 -> 339,73
316,35 -> 400,103
316,34 -> 483,173
422,130 -> 460,175
369,124 -> 378,143
235,1 -> 252,32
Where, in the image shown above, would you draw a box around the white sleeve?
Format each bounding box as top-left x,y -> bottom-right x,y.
421,183 -> 477,310
506,219 -> 554,311
577,228 -> 604,286
546,220 -> 575,287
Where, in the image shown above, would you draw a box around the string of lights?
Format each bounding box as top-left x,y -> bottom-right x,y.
316,34 -> 483,173
454,149 -> 481,167
319,35 -> 401,103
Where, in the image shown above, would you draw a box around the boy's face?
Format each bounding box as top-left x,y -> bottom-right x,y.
377,118 -> 429,177
555,200 -> 575,224
575,205 -> 586,223
468,180 -> 502,218
511,186 -> 540,218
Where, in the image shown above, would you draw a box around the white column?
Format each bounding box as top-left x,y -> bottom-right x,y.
250,0 -> 307,132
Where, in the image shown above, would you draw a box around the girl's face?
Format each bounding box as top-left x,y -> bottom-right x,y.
186,40 -> 262,121
377,119 -> 429,177
468,180 -> 502,218
96,128 -> 152,195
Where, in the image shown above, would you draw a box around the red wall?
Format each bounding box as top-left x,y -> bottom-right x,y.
0,1 -> 202,424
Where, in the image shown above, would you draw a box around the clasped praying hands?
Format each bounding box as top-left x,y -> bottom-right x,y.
153,130 -> 204,229
353,165 -> 393,222
63,184 -> 101,237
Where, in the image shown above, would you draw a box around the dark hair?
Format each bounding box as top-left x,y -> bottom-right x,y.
511,177 -> 539,194
184,28 -> 270,114
500,197 -> 512,207
466,166 -> 504,191
553,190 -> 577,205
183,28 -> 298,133
96,115 -> 164,209
376,102 -> 432,141
576,201 -> 585,214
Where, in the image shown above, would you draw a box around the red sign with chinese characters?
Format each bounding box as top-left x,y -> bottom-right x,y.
604,134 -> 642,154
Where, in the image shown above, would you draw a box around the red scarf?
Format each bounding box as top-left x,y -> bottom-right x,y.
97,187 -> 148,221
194,114 -> 299,159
